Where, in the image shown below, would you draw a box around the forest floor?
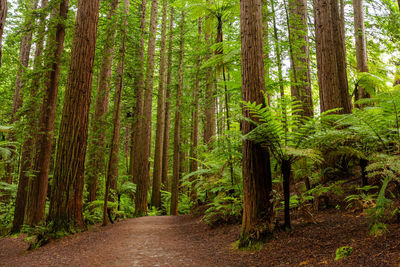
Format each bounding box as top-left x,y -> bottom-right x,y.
0,210 -> 399,266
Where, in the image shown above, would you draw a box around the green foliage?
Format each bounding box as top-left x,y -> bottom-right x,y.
203,193 -> 242,227
0,182 -> 17,235
335,246 -> 353,261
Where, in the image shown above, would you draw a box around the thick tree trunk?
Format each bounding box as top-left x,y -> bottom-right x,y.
24,0 -> 69,227
203,0 -> 216,146
189,17 -> 202,201
48,0 -> 100,232
288,0 -> 313,118
5,0 -> 39,184
151,0 -> 168,209
282,159 -> 291,230
134,0 -> 159,216
313,0 -> 352,114
161,7 -> 174,192
0,0 -> 7,67
129,0 -> 147,184
170,11 -> 185,216
239,0 -> 274,248
86,0 -> 119,203
103,0 -> 129,226
11,0 -> 48,233
353,0 -> 369,101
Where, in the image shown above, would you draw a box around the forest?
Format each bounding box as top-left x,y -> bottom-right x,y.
0,0 -> 400,265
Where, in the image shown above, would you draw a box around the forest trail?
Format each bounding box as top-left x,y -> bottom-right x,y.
0,216 -> 225,267
1,212 -> 400,266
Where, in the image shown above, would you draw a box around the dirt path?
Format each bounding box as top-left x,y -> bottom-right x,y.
0,216 -> 224,267
1,212 -> 400,266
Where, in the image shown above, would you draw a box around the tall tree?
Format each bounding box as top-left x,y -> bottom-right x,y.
0,0 -> 7,67
239,0 -> 274,248
313,0 -> 352,114
353,0 -> 369,100
161,6 -> 174,192
151,0 -> 168,209
11,0 -> 48,233
134,0 -> 159,215
189,17 -> 202,201
129,0 -> 147,184
203,0 -> 216,146
170,11 -> 185,216
103,0 -> 129,226
48,0 -> 100,232
24,0 -> 69,227
86,0 -> 120,203
287,0 -> 313,117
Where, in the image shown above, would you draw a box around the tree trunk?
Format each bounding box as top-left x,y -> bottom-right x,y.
129,0 -> 147,184
161,7 -> 174,192
103,0 -> 129,226
203,0 -> 216,146
281,159 -> 291,230
288,0 -> 313,118
189,17 -> 202,201
0,0 -> 7,67
24,0 -> 69,227
48,0 -> 100,232
353,0 -> 369,101
151,0 -> 168,209
170,11 -> 185,216
134,0 -> 159,216
86,0 -> 119,203
313,0 -> 352,114
239,0 -> 274,248
11,0 -> 48,233
5,0 -> 39,184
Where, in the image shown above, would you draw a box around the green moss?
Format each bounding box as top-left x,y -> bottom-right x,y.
335,246 -> 353,261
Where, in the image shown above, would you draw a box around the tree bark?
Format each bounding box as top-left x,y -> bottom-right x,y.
239,0 -> 274,248
0,0 -> 7,67
86,0 -> 119,203
189,17 -> 202,201
103,0 -> 129,226
24,0 -> 69,228
151,0 -> 168,209
203,0 -> 216,146
288,0 -> 313,117
313,0 -> 352,114
353,0 -> 369,101
134,0 -> 159,216
170,11 -> 185,216
48,0 -> 100,232
129,0 -> 147,184
12,0 -> 48,232
161,7 -> 174,192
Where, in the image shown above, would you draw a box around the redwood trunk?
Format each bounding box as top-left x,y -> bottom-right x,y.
129,0 -> 147,184
0,0 -> 7,67
151,0 -> 168,209
12,0 -> 48,232
134,0 -> 159,216
48,0 -> 100,232
288,0 -> 313,117
86,0 -> 119,203
103,0 -> 129,226
313,0 -> 352,114
161,7 -> 174,191
170,11 -> 185,216
353,0 -> 369,101
239,0 -> 274,247
25,0 -> 69,227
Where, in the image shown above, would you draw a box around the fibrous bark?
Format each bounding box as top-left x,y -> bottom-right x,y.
134,0 -> 159,216
0,0 -> 7,67
151,0 -> 168,209
86,0 -> 119,203
48,0 -> 100,232
170,11 -> 185,216
239,0 -> 274,248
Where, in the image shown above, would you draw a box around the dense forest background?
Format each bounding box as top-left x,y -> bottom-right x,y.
0,0 -> 400,255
